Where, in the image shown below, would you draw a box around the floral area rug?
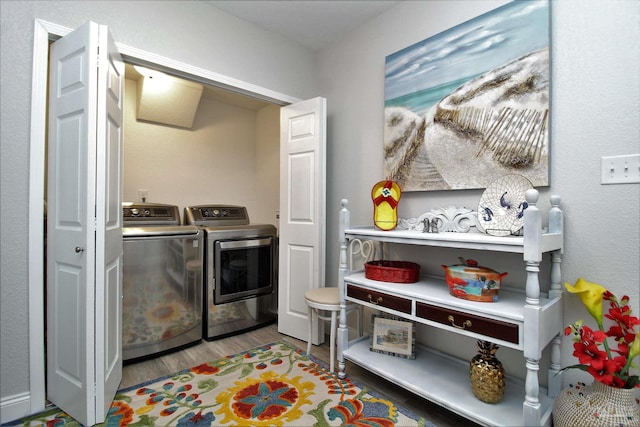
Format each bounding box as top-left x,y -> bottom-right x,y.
9,341 -> 432,427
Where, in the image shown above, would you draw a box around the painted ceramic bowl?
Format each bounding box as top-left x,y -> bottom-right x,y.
441,258 -> 507,302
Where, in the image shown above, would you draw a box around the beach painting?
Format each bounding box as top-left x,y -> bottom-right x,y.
384,0 -> 549,191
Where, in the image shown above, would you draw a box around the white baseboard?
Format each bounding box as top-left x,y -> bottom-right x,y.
1,392 -> 32,424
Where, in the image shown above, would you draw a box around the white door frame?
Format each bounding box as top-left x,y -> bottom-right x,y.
28,18 -> 301,416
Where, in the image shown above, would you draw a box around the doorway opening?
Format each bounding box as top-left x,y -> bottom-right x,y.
29,18 -> 299,415
120,63 -> 282,224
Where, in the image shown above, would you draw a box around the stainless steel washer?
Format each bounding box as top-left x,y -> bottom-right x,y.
122,202 -> 203,361
184,205 -> 277,340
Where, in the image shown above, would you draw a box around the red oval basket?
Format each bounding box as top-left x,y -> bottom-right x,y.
364,260 -> 420,283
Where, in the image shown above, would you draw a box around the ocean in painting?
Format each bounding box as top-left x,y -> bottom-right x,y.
385,75 -> 481,116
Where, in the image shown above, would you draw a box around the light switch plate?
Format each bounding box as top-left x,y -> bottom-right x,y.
601,154 -> 640,184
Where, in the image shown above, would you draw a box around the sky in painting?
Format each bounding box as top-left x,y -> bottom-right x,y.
384,0 -> 549,103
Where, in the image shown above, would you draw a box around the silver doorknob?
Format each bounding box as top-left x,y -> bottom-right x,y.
75,247 -> 84,253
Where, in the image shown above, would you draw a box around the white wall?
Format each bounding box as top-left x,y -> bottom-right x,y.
123,78 -> 280,222
254,105 -> 282,227
0,0 -> 315,419
318,0 -> 639,389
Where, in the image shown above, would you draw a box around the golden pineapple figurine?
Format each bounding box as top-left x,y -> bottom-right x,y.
469,340 -> 505,403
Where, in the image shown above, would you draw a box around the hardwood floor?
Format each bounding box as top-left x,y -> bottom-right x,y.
122,324 -> 480,426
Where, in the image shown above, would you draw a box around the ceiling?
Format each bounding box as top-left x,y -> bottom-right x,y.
125,64 -> 272,113
202,1 -> 401,51
127,1 -> 402,113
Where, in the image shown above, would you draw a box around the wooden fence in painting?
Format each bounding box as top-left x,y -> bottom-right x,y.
434,106 -> 548,168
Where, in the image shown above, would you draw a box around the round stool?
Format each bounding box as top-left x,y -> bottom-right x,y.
304,287 -> 362,373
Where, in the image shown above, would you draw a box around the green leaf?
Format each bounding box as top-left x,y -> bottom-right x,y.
218,363 -> 243,376
625,375 -> 640,388
127,414 -> 158,427
239,363 -> 255,378
197,378 -> 218,392
172,372 -> 195,383
114,392 -> 132,403
307,398 -> 332,427
560,364 -> 589,372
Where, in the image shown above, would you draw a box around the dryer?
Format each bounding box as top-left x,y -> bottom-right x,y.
184,205 -> 277,340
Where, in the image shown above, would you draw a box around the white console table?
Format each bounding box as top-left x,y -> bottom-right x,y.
336,189 -> 563,426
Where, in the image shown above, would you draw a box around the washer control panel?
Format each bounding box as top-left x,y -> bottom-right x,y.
184,205 -> 249,226
122,203 -> 180,226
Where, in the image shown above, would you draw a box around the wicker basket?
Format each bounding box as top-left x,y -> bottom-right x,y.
553,382 -> 640,427
364,261 -> 420,283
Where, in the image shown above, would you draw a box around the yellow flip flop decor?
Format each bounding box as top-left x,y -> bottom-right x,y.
371,180 -> 401,231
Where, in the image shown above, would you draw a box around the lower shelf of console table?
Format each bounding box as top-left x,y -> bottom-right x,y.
342,336 -> 553,427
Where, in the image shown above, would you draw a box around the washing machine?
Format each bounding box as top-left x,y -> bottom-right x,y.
122,202 -> 203,361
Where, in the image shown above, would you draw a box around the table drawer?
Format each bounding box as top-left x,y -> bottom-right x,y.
416,302 -> 519,344
347,284 -> 412,314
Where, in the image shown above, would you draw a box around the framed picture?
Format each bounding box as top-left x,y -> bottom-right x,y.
370,314 -> 416,359
384,0 -> 550,192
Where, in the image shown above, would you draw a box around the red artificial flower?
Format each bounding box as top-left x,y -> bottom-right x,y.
577,324 -> 607,345
572,341 -> 608,371
606,304 -> 640,331
563,279 -> 640,389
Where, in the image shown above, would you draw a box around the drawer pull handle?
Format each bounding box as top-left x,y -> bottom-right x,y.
367,294 -> 383,305
448,315 -> 472,330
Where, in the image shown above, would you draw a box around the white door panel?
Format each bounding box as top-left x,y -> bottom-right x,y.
278,97 -> 326,342
48,21 -> 96,424
48,20 -> 123,426
287,245 -> 315,319
289,153 -> 314,221
95,26 -> 124,418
